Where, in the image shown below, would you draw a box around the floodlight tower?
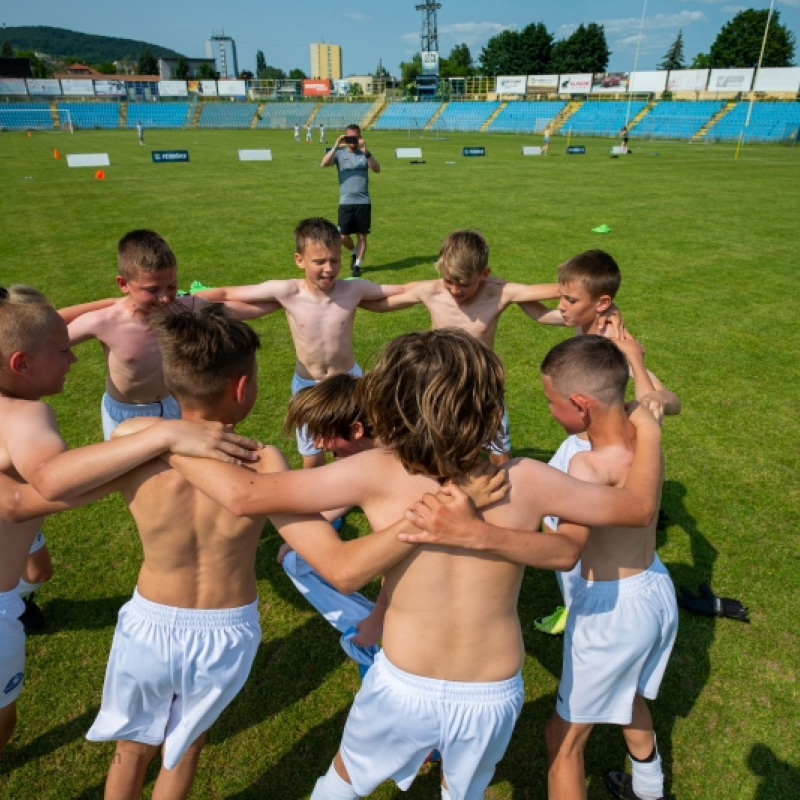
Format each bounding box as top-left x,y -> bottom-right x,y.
415,1 -> 442,55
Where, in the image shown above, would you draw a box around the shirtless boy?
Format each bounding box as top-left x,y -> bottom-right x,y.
83,304 -> 426,799
196,217 -> 401,468
158,328 -> 664,799
361,229 -> 564,464
0,286 -> 254,759
538,336 -> 678,800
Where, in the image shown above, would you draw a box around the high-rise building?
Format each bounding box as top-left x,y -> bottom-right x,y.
205,32 -> 239,79
310,43 -> 342,80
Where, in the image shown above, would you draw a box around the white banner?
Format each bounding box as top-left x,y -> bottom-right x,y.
332,79 -> 351,96
667,69 -> 708,92
629,71 -> 668,93
527,74 -> 559,90
217,80 -> 247,97
558,74 -> 592,94
159,80 -> 188,97
95,79 -> 126,96
238,149 -> 273,161
521,146 -> 542,156
495,76 -> 527,95
61,79 -> 95,96
707,69 -> 754,92
27,79 -> 61,96
421,51 -> 439,73
66,153 -> 111,167
395,147 -> 423,158
754,67 -> 800,92
0,78 -> 27,94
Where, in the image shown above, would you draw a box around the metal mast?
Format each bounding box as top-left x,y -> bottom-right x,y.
415,1 -> 442,53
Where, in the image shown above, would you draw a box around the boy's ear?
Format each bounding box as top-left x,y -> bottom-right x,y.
116,276 -> 130,294
349,420 -> 365,440
569,393 -> 593,418
8,351 -> 28,375
233,374 -> 250,404
294,252 -> 304,269
595,294 -> 613,313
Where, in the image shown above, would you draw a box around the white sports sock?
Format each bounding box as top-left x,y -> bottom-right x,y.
17,579 -> 43,599
630,749 -> 664,799
441,787 -> 452,800
310,762 -> 359,799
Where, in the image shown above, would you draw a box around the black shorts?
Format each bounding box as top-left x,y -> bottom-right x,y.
338,204 -> 372,236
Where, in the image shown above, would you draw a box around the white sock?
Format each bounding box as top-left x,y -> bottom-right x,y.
17,579 -> 43,599
630,746 -> 664,799
310,762 -> 359,799
441,787 -> 452,800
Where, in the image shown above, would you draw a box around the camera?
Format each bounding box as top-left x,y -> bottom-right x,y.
344,135 -> 359,145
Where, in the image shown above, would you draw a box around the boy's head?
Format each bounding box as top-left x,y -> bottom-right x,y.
117,229 -> 178,313
150,304 -> 260,421
284,373 -> 374,458
359,328 -> 505,481
0,285 -> 75,399
540,335 -> 628,434
294,218 -> 342,292
435,230 -> 490,304
557,250 -> 621,328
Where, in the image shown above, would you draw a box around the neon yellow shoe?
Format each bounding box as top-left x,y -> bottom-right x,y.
534,605 -> 568,635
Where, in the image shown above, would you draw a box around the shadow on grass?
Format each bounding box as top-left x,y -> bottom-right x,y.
29,595 -> 130,633
373,254 -> 438,274
509,447 -> 556,464
748,744 -> 800,799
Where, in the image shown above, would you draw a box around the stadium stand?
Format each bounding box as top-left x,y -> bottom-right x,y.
125,102 -> 190,129
488,101 -> 566,133
57,102 -> 121,130
704,101 -> 800,142
313,102 -> 374,131
631,101 -> 725,140
0,102 -> 53,130
432,101 -> 499,132
562,101 -> 647,137
372,101 -> 441,130
256,102 -> 316,129
197,101 -> 258,129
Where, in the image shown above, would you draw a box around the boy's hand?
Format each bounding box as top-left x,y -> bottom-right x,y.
400,484 -> 482,547
637,391 -> 666,425
352,611 -> 383,647
597,303 -> 625,339
613,332 -> 645,361
452,462 -> 509,509
626,402 -> 661,436
163,420 -> 262,465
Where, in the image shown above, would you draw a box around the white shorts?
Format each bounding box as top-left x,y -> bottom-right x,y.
556,555 -> 678,725
291,365 -> 362,456
28,530 -> 46,555
485,401 -> 511,456
86,590 -> 260,768
0,590 -> 26,709
341,651 -> 523,799
101,392 -> 181,441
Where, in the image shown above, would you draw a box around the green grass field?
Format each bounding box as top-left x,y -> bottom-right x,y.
0,126 -> 798,799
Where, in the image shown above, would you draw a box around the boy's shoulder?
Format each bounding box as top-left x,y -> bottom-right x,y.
570,441 -> 633,488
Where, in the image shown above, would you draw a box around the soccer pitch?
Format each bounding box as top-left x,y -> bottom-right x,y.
1,128 -> 798,799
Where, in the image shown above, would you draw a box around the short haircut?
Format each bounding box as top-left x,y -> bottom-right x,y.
294,217 -> 341,255
118,229 -> 177,281
557,250 -> 621,299
346,123 -> 361,135
150,303 -> 260,407
0,285 -> 61,362
540,335 -> 628,406
435,230 -> 490,284
284,373 -> 374,442
359,328 -> 505,481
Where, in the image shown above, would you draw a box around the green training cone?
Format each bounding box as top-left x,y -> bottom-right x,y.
591,224 -> 611,234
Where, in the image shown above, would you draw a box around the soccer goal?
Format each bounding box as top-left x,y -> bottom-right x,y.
0,107 -> 72,133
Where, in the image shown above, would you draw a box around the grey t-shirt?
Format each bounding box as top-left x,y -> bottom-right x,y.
333,149 -> 370,205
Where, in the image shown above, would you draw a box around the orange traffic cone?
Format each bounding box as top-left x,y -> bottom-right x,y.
95,170 -> 106,180
27,131 -> 32,138
53,148 -> 60,159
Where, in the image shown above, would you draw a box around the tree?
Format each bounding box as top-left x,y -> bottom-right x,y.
400,52 -> 422,86
1,41 -> 13,58
440,43 -> 473,78
261,65 -> 286,81
690,52 -> 711,69
289,68 -> 307,80
174,57 -> 189,80
480,29 -> 524,75
137,48 -> 158,75
256,50 -> 267,78
93,61 -> 117,74
197,63 -> 217,80
518,23 -> 554,74
550,23 -> 609,73
708,9 -> 795,68
239,70 -> 254,81
659,30 -> 686,71
348,82 -> 364,97
14,49 -> 51,78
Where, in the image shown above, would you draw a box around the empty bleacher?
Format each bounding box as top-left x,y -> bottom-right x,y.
488,101 -> 566,133
432,101 -> 500,132
197,101 -> 258,128
58,102 -> 121,129
125,102 -> 189,129
562,101 -> 646,137
631,101 -> 725,140
372,101 -> 441,130
256,102 -> 316,129
705,101 -> 800,142
313,102 -> 374,132
0,102 -> 53,130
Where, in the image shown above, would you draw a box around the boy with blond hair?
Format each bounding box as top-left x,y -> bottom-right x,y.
196,217 -> 402,468
0,286 -> 254,758
157,327 -> 664,799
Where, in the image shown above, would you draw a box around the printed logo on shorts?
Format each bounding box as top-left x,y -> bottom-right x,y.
3,672 -> 23,694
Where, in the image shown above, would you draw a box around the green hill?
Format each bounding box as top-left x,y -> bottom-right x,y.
1,25 -> 184,63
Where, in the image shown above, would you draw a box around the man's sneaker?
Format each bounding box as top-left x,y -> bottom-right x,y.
534,605 -> 567,635
350,253 -> 361,277
604,770 -> 666,800
18,594 -> 45,632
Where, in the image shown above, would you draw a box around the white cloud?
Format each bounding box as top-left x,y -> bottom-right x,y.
600,11 -> 707,38
721,5 -> 747,10
402,20 -> 516,50
344,12 -> 371,21
779,0 -> 800,7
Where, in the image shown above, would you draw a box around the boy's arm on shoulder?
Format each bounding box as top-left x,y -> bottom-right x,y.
359,281 -> 424,312
518,302 -> 564,325
59,297 -> 120,326
66,305 -> 108,344
504,282 -> 560,304
357,281 -> 407,302
196,281 -> 290,306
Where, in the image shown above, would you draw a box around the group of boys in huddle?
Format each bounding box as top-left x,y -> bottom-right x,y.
0,212 -> 680,800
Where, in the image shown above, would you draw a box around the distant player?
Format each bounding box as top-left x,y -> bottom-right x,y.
294,122 -> 300,142
136,121 -> 144,146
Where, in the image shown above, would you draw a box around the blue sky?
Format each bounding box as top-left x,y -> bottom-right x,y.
3,0 -> 798,76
